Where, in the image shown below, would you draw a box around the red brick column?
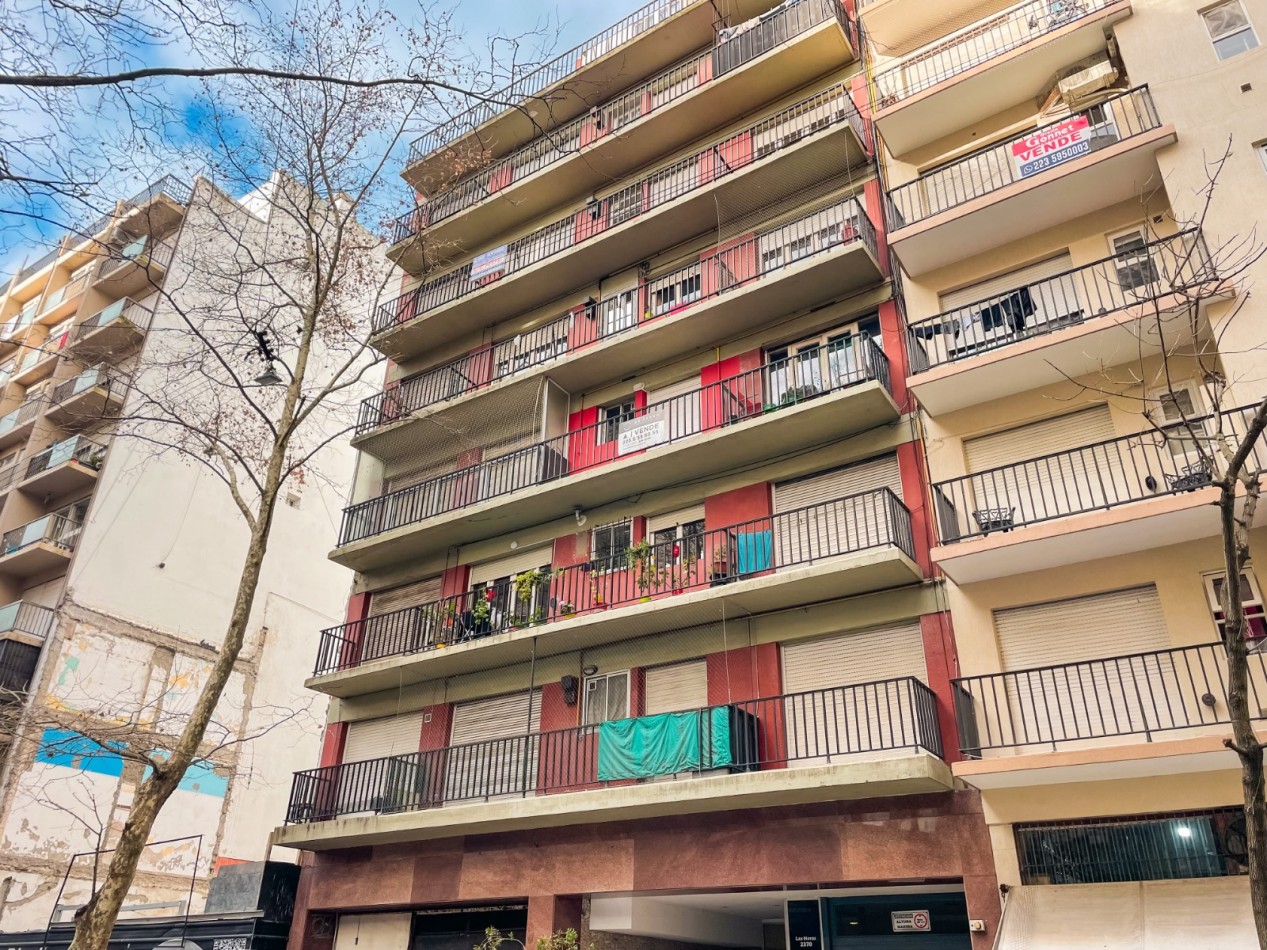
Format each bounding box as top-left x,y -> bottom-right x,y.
920,611 -> 963,764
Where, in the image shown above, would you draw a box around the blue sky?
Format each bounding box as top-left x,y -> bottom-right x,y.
0,0 -> 624,277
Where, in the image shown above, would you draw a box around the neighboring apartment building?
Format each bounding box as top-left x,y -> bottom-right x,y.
870,0 -> 1265,942
277,2 -> 1001,949
0,177 -> 357,930
276,0 -> 1267,947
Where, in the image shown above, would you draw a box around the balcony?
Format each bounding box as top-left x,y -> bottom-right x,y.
314,489 -> 917,692
375,84 -> 868,359
93,236 -> 176,298
887,87 -> 1173,275
19,436 -> 106,498
45,368 -> 128,428
358,200 -> 883,460
953,642 -> 1266,787
277,678 -> 947,846
0,300 -> 39,349
402,0 -> 797,189
11,331 -> 68,388
390,0 -> 857,272
871,0 -> 1132,156
68,298 -> 152,361
0,600 -> 56,643
0,400 -> 44,452
37,270 -> 92,325
859,0 -> 1013,55
335,339 -> 897,570
931,405 -> 1267,583
906,230 -> 1220,414
0,514 -> 82,578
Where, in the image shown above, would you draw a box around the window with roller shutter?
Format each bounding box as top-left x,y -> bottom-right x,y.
362,576 -> 443,663
933,253 -> 1078,362
644,660 -> 708,714
773,456 -> 901,567
989,586 -> 1170,745
444,690 -> 542,802
963,405 -> 1115,530
781,624 -> 926,761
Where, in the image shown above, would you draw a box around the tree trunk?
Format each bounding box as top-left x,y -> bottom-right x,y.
1220,481 -> 1267,949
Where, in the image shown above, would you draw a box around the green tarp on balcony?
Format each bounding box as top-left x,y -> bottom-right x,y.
596,707 -> 734,781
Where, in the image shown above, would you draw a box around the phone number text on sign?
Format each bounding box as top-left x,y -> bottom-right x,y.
1011,115 -> 1091,179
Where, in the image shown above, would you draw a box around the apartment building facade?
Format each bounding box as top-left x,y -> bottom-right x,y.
869,0 -> 1265,941
277,2 -> 1002,949
0,178 -> 357,930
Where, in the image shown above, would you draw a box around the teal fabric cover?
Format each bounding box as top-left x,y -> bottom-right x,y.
736,530 -> 773,574
597,707 -> 734,781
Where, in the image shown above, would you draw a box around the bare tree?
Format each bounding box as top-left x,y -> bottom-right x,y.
0,1 -> 546,947
1045,140 -> 1267,944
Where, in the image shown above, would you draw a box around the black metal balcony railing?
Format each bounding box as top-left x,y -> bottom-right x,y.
24,436 -> 106,481
342,337 -> 891,546
76,175 -> 193,244
393,0 -> 852,242
285,677 -> 942,823
887,87 -> 1160,229
933,405 -> 1267,543
408,0 -> 699,163
906,229 -> 1214,371
378,83 -> 865,336
361,198 -> 877,436
954,642 -> 1267,756
317,487 -> 912,675
0,513 -> 83,558
0,601 -> 56,640
872,0 -> 1117,107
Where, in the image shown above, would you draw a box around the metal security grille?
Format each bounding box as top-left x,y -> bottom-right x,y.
1015,808 -> 1248,885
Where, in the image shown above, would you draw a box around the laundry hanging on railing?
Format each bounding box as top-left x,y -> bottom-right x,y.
717,0 -> 804,43
596,708 -> 734,780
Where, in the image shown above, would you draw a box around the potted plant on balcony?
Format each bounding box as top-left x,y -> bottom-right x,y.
710,541 -> 731,586
588,571 -> 607,610
625,538 -> 664,602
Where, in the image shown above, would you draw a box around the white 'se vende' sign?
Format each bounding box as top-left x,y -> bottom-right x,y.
617,408 -> 668,455
891,910 -> 931,933
1010,115 -> 1091,179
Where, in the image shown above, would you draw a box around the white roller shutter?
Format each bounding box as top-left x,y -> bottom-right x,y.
995,586 -> 1167,670
940,254 -> 1074,310
361,576 -> 444,664
773,456 -> 901,565
468,546 -> 551,586
963,406 -> 1115,530
931,254 -> 1079,365
645,660 -> 708,714
647,504 -> 706,534
445,690 -> 541,801
343,711 -> 425,763
369,576 -> 442,615
783,624 -> 926,691
647,376 -> 698,408
990,586 -> 1170,746
781,624 -> 928,761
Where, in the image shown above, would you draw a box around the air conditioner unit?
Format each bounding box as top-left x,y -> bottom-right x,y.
1057,55 -> 1118,105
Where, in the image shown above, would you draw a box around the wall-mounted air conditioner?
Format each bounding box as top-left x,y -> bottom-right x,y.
1057,55 -> 1119,106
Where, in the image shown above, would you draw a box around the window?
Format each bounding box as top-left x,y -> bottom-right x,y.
1153,382 -> 1209,464
652,519 -> 706,566
591,520 -> 633,570
597,400 -> 636,445
765,315 -> 882,404
470,563 -> 550,627
583,670 -> 630,724
1202,1 -> 1259,59
650,269 -> 702,316
1204,568 -> 1267,641
1110,227 -> 1160,292
1258,141 -> 1267,174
